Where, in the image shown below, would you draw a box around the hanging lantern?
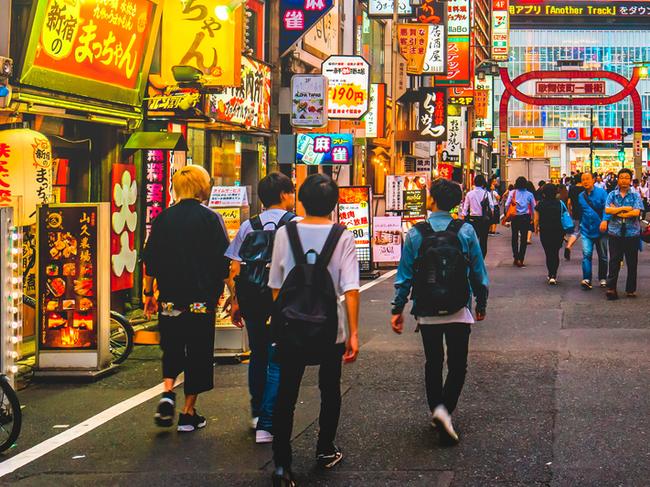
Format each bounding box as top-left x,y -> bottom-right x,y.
0,129 -> 53,225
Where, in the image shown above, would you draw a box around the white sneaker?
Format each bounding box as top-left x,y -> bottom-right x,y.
599,279 -> 607,288
432,405 -> 459,444
548,278 -> 557,285
256,429 -> 274,444
250,417 -> 259,430
580,279 -> 593,290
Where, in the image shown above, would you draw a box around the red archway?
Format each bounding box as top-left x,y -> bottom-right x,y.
499,67 -> 644,172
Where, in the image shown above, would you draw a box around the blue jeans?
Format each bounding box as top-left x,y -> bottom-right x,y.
582,234 -> 608,281
257,345 -> 280,432
245,319 -> 270,418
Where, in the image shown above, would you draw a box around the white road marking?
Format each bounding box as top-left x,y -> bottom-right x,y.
0,270 -> 398,477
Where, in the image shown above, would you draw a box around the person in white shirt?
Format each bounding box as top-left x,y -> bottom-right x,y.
269,174 -> 360,485
461,175 -> 493,257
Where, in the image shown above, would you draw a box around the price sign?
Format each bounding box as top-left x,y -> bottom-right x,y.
322,55 -> 370,120
338,186 -> 373,272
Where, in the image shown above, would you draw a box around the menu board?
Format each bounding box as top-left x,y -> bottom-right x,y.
338,186 -> 372,272
386,174 -> 430,211
404,189 -> 428,220
373,216 -> 402,263
38,205 -> 99,350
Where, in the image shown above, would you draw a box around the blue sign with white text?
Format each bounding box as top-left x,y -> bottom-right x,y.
296,133 -> 354,165
280,0 -> 334,55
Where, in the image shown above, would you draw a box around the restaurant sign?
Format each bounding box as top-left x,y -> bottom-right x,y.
322,55 -> 370,120
397,24 -> 447,75
207,57 -> 272,130
147,89 -> 202,119
162,0 -> 243,87
492,0 -> 510,61
290,75 -> 328,128
338,186 -> 372,272
20,0 -> 162,106
418,88 -> 447,141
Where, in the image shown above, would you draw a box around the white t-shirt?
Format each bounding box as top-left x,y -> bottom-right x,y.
268,223 -> 360,344
225,209 -> 298,261
417,307 -> 475,325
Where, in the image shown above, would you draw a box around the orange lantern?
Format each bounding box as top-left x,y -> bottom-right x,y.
0,129 -> 53,224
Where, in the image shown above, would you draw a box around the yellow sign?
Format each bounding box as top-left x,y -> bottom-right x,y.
0,129 -> 53,225
161,0 -> 243,87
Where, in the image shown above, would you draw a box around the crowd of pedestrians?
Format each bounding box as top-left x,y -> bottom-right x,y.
139,163 -> 646,486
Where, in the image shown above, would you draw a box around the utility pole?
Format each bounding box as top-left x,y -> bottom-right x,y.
589,108 -> 594,173
621,116 -> 625,169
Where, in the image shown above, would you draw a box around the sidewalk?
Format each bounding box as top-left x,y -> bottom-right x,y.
3,229 -> 650,486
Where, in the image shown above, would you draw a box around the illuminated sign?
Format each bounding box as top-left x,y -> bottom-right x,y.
322,55 -> 370,119
280,0 -> 334,55
143,150 -> 166,241
368,0 -> 413,17
207,57 -> 272,130
21,0 -> 161,106
338,186 -> 372,272
434,37 -> 471,86
509,0 -> 650,25
536,81 -> 606,96
162,0 -> 243,87
492,0 -> 510,61
397,24 -> 447,75
566,127 -> 628,141
111,165 -> 137,292
296,133 -> 354,165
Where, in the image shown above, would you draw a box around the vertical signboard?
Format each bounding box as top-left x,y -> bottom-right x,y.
444,112 -> 464,163
447,0 -> 470,36
303,0 -> 339,59
338,186 -> 372,272
322,55 -> 370,119
492,0 -> 510,61
365,83 -> 386,138
161,0 -> 243,87
38,205 -> 100,350
473,76 -> 494,137
111,165 -> 137,292
143,150 -> 166,241
290,75 -> 328,127
434,37 -> 471,86
373,216 -> 402,263
418,88 -> 447,140
280,0 -> 334,55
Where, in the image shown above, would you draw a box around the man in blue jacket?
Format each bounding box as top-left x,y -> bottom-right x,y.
391,179 -> 489,445
577,172 -> 609,290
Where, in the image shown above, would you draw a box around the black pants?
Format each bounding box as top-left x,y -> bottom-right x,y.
607,236 -> 640,293
420,324 -> 471,414
159,312 -> 216,395
273,345 -> 345,469
468,217 -> 489,258
245,318 -> 270,418
511,214 -> 531,261
540,230 -> 564,278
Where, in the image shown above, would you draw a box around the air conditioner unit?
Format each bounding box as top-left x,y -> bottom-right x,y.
0,56 -> 13,78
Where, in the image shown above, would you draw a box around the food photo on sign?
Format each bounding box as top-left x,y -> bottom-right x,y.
290,75 -> 328,127
373,216 -> 402,264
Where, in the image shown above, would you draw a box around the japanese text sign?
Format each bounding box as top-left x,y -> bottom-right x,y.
397,24 -> 447,75
418,89 -> 447,141
444,112 -> 464,163
491,0 -> 510,61
143,150 -> 166,241
536,81 -> 606,96
303,0 -> 339,59
447,0 -> 470,35
296,133 -> 354,165
434,37 -> 471,86
338,186 -> 372,271
417,0 -> 445,23
291,75 -> 328,127
474,76 -> 493,134
208,186 -> 249,208
437,163 -> 454,180
111,165 -> 137,292
373,216 -> 402,263
280,0 -> 334,56
364,83 -> 386,139
162,0 -> 243,87
208,57 -> 271,130
38,204 -> 100,350
368,0 -> 413,17
0,129 -> 53,225
21,0 -> 161,106
322,55 -> 370,119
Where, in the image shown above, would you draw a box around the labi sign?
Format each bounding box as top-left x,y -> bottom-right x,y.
567,127 -> 632,142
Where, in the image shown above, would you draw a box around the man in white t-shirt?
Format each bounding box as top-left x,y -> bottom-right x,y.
269,174 -> 360,486
225,173 -> 297,443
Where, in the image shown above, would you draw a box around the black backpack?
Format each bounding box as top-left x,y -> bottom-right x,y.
411,219 -> 470,317
272,222 -> 345,365
235,211 -> 295,321
480,190 -> 494,222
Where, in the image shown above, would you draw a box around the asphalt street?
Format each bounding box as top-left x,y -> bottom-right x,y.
2,230 -> 650,487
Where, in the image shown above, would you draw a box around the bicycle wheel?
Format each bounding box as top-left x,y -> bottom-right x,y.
0,376 -> 21,453
109,312 -> 134,365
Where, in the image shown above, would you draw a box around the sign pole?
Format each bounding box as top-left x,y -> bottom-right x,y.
589,108 -> 594,173
390,0 -> 399,174
621,116 -> 625,169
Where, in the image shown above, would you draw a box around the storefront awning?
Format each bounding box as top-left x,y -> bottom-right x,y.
123,132 -> 188,153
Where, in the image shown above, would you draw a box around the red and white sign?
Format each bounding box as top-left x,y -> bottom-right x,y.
322,55 -> 370,119
536,81 -> 606,96
567,127 -> 625,141
111,164 -> 137,291
491,0 -> 509,61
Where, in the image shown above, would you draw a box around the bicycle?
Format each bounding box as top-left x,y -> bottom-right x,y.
0,374 -> 21,453
22,295 -> 135,365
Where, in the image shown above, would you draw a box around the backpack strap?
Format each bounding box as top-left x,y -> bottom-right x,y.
250,215 -> 263,231
414,220 -> 435,237
446,218 -> 465,235
285,221 -> 306,265
317,224 -> 346,267
278,211 -> 296,228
